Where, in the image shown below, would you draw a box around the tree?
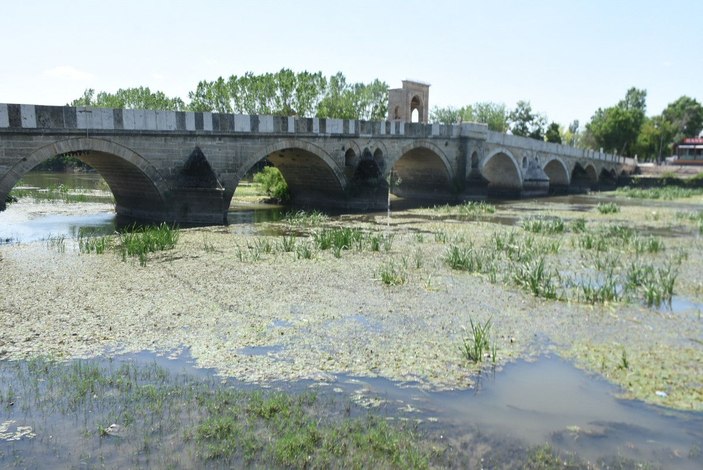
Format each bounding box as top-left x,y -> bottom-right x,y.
563,120 -> 582,147
430,105 -> 473,125
316,73 -> 388,121
473,102 -> 509,132
71,87 -> 185,110
633,115 -> 675,162
661,96 -> 703,141
509,101 -> 546,140
545,122 -> 562,143
585,87 -> 647,156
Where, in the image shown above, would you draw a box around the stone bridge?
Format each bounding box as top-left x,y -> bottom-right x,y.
0,103 -> 636,224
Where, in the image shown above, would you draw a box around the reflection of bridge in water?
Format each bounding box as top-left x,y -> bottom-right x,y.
0,103 -> 636,224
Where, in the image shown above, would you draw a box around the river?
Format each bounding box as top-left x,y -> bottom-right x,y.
1,171 -> 702,468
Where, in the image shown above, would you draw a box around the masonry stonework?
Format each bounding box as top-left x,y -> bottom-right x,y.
0,103 -> 636,224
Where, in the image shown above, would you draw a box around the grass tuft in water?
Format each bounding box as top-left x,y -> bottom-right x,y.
378,260 -> 408,286
117,223 -> 179,266
597,202 -> 620,214
521,216 -> 565,234
282,210 -> 329,227
459,317 -> 495,364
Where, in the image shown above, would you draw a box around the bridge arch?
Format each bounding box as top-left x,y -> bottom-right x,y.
387,141 -> 454,198
481,148 -> 523,193
234,138 -> 347,206
571,162 -> 598,190
542,157 -> 570,189
0,137 -> 170,220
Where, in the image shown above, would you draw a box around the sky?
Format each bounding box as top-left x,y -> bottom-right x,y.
2,0 -> 701,127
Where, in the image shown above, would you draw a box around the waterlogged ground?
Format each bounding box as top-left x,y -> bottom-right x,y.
1,192 -> 702,414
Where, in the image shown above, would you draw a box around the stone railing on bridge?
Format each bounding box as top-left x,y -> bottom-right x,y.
0,103 -> 634,167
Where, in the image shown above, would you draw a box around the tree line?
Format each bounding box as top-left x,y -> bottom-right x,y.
71,69 -> 388,121
430,89 -> 703,162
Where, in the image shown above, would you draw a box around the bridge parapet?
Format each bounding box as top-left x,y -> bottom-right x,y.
0,103 -> 461,140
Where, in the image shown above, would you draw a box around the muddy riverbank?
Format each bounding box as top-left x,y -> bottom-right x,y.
1,194 -> 702,412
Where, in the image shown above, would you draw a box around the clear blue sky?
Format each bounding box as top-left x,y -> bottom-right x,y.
2,0 -> 701,127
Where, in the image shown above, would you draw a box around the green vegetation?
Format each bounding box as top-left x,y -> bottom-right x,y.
596,202 -> 620,214
441,215 -> 680,306
459,317 -> 495,364
253,166 -> 290,202
617,186 -> 703,200
521,216 -> 565,234
0,358 -> 433,468
10,183 -> 115,204
282,209 -> 329,227
78,223 -> 179,266
74,69 -> 388,121
378,259 -> 408,286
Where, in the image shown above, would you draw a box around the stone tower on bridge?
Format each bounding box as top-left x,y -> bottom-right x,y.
388,80 -> 430,123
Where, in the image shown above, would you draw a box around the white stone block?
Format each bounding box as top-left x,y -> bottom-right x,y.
203,112 -> 213,131
348,120 -> 355,134
313,118 -> 319,134
76,107 -> 90,128
21,105 -> 36,128
185,112 -> 195,131
432,123 -> 439,136
155,111 -> 166,130
98,108 -> 114,129
379,121 -> 386,135
288,116 -> 295,133
0,104 -> 9,128
145,110 -> 157,130
234,114 -> 250,132
133,109 -> 146,129
123,109 -> 136,130
398,121 -> 404,135
327,119 -> 342,134
156,111 -> 174,130
259,115 -> 273,132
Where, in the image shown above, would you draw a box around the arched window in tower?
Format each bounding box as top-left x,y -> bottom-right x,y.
410,95 -> 422,123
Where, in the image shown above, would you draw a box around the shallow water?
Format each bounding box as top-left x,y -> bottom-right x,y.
2,175 -> 703,466
2,351 -> 700,468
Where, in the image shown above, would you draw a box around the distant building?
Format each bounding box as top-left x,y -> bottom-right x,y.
673,138 -> 703,165
388,80 -> 430,123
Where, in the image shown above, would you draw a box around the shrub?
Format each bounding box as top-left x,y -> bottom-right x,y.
253,167 -> 289,202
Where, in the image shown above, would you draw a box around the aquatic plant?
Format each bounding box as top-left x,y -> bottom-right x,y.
597,202 -> 620,214
521,216 -> 565,235
459,317 -> 494,363
617,186 -> 703,200
278,235 -> 297,252
444,245 -> 485,273
295,242 -> 314,260
577,273 -> 620,304
44,234 -> 67,253
434,231 -> 448,243
511,257 -> 558,299
78,234 -> 111,254
632,236 -> 665,254
282,210 -> 329,227
378,260 -> 407,286
457,201 -> 496,216
313,227 -> 363,252
0,358 -> 432,469
117,223 -> 179,266
570,217 -> 587,233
